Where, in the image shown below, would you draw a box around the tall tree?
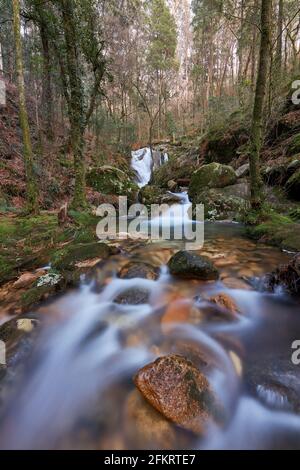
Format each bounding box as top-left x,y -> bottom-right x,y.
12,0 -> 39,214
249,0 -> 272,209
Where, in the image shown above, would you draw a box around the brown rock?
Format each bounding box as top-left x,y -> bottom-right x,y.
208,293 -> 240,315
134,355 -> 221,435
118,262 -> 159,281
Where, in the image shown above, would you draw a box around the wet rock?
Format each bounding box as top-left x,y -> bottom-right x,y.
161,193 -> 183,205
264,254 -> 300,295
208,293 -> 240,315
168,251 -> 219,281
115,288 -> 150,305
189,163 -> 237,201
134,355 -> 222,435
245,356 -> 300,413
235,163 -> 249,178
118,262 -> 159,281
124,389 -> 177,450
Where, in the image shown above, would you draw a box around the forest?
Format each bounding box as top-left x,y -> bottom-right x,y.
0,0 -> 300,452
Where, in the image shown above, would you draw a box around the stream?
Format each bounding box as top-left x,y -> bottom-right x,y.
0,149 -> 299,450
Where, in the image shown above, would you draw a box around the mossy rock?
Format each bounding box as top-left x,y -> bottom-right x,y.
285,169 -> 300,201
86,166 -> 139,204
201,123 -> 249,165
189,163 -> 237,201
139,185 -> 164,205
168,251 -> 219,281
152,158 -> 196,188
51,242 -> 112,271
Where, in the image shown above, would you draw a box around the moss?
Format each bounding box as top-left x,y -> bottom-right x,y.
288,134 -> 300,156
51,242 -> 111,271
247,210 -> 300,252
21,285 -> 56,309
140,185 -> 164,205
189,163 -> 237,202
86,166 -> 139,203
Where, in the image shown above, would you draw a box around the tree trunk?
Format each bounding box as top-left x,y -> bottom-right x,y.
275,0 -> 284,75
249,0 -> 272,209
40,24 -> 54,140
12,0 -> 39,214
61,0 -> 87,209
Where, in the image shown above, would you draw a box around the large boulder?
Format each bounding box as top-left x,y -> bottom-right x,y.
86,166 -> 139,204
190,181 -> 250,221
134,355 -> 222,435
189,163 -> 237,201
168,251 -> 219,281
285,169 -> 300,201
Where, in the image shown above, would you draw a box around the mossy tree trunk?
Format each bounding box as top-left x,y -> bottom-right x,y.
61,0 -> 87,210
249,0 -> 272,209
12,0 -> 39,214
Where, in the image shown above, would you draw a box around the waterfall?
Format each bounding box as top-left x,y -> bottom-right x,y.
131,147 -> 168,188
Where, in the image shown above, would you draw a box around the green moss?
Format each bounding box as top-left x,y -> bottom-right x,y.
51,242 -> 111,271
288,134 -> 300,156
247,210 -> 300,252
86,166 -> 139,203
21,285 -> 56,309
189,163 -> 237,202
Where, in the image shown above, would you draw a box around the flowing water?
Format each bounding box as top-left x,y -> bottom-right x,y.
0,151 -> 300,450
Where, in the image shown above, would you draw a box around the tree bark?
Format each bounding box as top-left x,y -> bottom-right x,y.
12,0 -> 39,214
249,0 -> 272,209
60,0 -> 87,209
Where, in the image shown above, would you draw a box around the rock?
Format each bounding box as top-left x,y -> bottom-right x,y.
152,158 -> 196,189
134,355 -> 221,434
200,124 -> 249,165
161,193 -> 183,205
189,164 -> 237,201
124,389 -> 177,450
235,163 -> 249,178
245,355 -> 300,413
168,251 -> 219,281
191,181 -> 250,220
167,180 -> 178,192
51,242 -> 111,271
86,166 -> 139,204
139,185 -> 164,205
118,262 -> 159,281
264,254 -> 300,295
208,293 -> 240,315
285,169 -> 300,201
13,271 -> 41,289
115,288 -> 150,305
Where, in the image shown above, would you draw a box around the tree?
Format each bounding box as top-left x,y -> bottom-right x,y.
249,0 -> 272,209
147,0 -> 177,139
12,0 -> 39,214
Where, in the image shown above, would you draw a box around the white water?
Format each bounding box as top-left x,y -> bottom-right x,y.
131,147 -> 169,188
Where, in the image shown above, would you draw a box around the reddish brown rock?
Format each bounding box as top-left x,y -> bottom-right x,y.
208,293 -> 240,315
134,355 -> 221,435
